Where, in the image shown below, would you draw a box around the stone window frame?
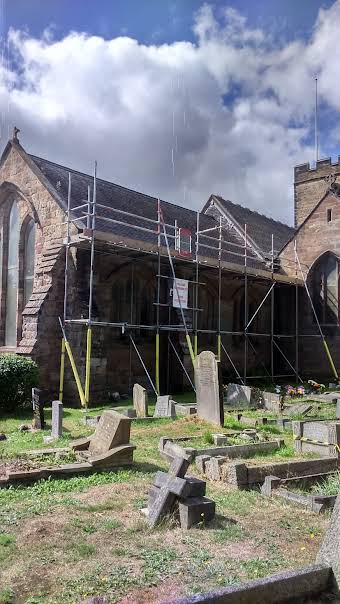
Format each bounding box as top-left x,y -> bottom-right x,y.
310,251 -> 339,327
0,194 -> 36,349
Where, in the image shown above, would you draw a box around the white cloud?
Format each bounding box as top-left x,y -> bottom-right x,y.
1,2 -> 340,225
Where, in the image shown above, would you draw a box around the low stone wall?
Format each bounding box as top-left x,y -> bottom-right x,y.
219,457 -> 340,489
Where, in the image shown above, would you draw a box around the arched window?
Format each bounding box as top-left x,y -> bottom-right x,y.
24,219 -> 36,305
312,253 -> 339,325
5,201 -> 19,346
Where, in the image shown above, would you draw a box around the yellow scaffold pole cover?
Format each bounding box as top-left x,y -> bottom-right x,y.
59,338 -> 65,401
85,327 -> 92,406
186,334 -> 196,368
155,333 -> 160,395
65,339 -> 87,408
323,339 -> 339,380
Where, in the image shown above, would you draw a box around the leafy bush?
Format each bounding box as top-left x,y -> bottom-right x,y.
0,355 -> 38,411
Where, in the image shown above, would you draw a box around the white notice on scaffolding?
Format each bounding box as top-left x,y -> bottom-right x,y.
172,278 -> 189,309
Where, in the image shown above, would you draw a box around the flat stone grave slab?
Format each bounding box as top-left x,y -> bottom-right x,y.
175,403 -> 197,416
195,351 -> 224,425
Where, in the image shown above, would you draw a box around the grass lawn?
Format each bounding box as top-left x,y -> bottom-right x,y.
0,402 -> 331,604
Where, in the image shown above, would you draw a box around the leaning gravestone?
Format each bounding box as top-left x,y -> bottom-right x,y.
51,401 -> 63,439
32,388 -> 45,430
226,383 -> 251,407
133,383 -> 148,417
195,351 -> 224,426
154,395 -> 176,418
88,410 -> 132,456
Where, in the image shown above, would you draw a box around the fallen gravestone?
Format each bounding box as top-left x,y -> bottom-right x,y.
32,388 -> 46,430
195,351 -> 224,426
317,490 -> 340,584
154,395 -> 176,418
51,401 -> 63,439
146,453 -> 215,529
226,383 -> 251,407
133,383 -> 148,417
285,403 -> 313,417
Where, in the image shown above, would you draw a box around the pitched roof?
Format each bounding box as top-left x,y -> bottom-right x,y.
28,153 -> 266,271
208,195 -> 295,255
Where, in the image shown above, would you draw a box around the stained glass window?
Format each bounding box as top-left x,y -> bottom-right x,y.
24,219 -> 36,305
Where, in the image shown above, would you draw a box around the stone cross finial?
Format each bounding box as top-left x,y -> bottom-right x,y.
12,126 -> 20,143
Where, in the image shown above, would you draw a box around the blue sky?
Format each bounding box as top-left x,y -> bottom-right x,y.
4,0 -> 334,44
1,1 -> 339,225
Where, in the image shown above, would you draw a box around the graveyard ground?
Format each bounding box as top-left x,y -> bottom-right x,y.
0,398 -> 333,604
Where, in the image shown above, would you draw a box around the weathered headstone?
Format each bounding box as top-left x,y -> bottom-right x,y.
226,383 -> 251,407
154,395 -> 176,418
263,391 -> 282,413
195,351 -> 224,426
88,410 -> 132,455
51,401 -> 63,439
32,388 -> 45,430
133,383 -> 148,417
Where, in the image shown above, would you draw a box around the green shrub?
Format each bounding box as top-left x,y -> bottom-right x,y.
0,355 -> 38,411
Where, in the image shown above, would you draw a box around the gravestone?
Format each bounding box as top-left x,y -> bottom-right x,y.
51,401 -> 63,439
226,383 -> 251,407
133,383 -> 148,417
88,410 -> 131,455
147,454 -> 215,529
154,395 -> 176,418
32,388 -> 45,430
263,391 -> 282,413
195,351 -> 224,426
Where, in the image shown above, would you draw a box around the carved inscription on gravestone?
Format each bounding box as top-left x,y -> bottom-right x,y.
195,351 -> 223,426
88,410 -> 131,456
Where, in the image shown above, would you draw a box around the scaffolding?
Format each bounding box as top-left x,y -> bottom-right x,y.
58,168 -> 338,408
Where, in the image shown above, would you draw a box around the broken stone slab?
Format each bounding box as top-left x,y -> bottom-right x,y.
89,444 -> 136,468
285,403 -> 313,417
195,455 -> 211,474
205,456 -> 226,481
212,434 -> 228,446
124,409 -> 137,418
178,496 -> 215,529
175,404 -> 197,416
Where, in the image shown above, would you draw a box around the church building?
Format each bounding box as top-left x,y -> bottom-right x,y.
1,130 -> 340,404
